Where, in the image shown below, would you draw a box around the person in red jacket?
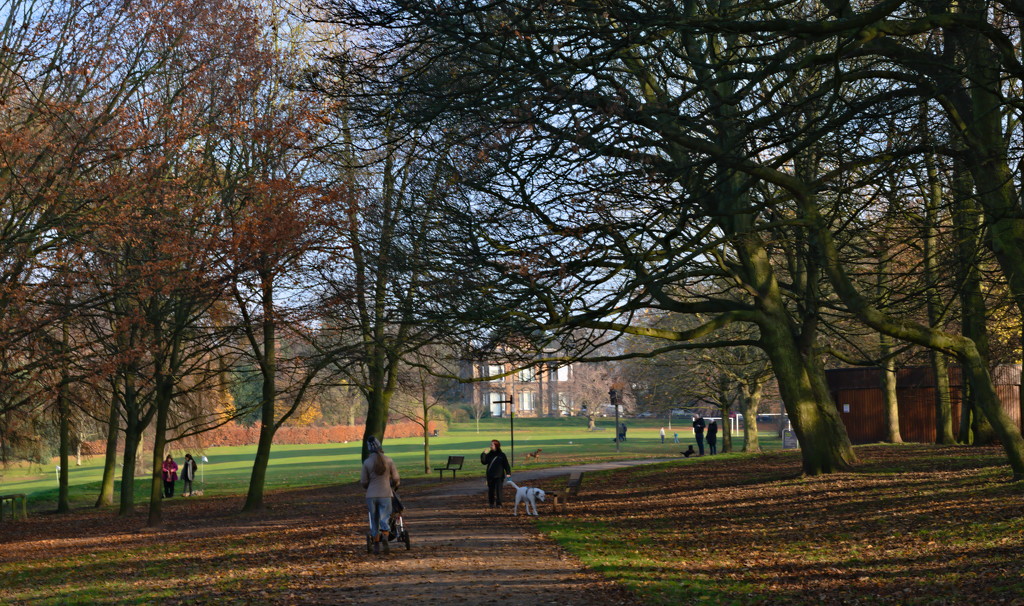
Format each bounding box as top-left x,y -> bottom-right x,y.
161,455 -> 179,498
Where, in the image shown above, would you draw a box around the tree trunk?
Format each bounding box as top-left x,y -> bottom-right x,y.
742,225 -> 855,474
243,278 -> 277,513
422,375 -> 432,473
961,346 -> 1024,479
57,380 -> 70,514
952,158 -> 996,445
930,351 -> 955,444
146,378 -> 172,528
118,378 -> 141,516
720,401 -> 733,454
361,345 -> 399,460
362,388 -> 389,459
1020,329 -> 1024,436
759,314 -> 856,475
243,417 -> 276,512
741,381 -> 762,453
879,334 -> 902,443
95,385 -> 120,508
923,147 -> 956,444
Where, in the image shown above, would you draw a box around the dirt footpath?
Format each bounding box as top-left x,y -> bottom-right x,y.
320,464 -> 663,605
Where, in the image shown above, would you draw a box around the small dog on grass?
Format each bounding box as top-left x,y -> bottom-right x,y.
506,479 -> 546,516
681,445 -> 696,458
524,448 -> 543,461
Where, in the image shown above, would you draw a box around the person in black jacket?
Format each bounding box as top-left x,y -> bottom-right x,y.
480,439 -> 511,507
706,420 -> 718,455
692,415 -> 706,456
181,453 -> 198,497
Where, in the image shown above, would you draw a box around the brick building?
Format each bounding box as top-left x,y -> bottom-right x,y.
464,358 -> 577,418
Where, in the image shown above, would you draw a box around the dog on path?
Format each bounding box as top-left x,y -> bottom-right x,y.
681,445 -> 696,458
505,479 -> 546,516
524,448 -> 542,461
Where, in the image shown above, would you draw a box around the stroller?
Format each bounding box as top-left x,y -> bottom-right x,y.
366,492 -> 411,552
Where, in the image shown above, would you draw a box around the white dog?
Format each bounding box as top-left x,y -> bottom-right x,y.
506,479 -> 546,516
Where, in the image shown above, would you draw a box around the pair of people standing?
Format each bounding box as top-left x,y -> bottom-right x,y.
161,453 -> 199,498
692,415 -> 719,455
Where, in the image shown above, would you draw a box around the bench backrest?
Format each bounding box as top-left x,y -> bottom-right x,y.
566,471 -> 584,491
447,455 -> 465,469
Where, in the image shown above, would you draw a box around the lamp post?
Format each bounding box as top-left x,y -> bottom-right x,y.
494,398 -> 514,467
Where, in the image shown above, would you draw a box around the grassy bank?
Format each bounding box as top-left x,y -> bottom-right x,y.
1,416 -> 782,512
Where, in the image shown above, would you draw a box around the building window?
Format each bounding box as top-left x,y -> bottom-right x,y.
518,367 -> 535,382
486,364 -> 504,381
488,392 -> 506,416
519,391 -> 536,412
555,364 -> 571,382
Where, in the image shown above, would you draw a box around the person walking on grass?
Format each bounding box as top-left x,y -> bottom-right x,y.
480,439 -> 511,508
161,455 -> 178,498
707,419 -> 718,455
692,415 -> 706,456
181,453 -> 198,497
660,427 -> 666,443
361,437 -> 400,555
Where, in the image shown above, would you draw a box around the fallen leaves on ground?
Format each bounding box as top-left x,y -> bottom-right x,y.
524,445 -> 1024,605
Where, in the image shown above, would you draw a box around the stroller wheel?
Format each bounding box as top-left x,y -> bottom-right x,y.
365,534 -> 373,554
403,531 -> 411,550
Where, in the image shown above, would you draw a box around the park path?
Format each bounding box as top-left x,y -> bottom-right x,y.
317,459 -> 673,606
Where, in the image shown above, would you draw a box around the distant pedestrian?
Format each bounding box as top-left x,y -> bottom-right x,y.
181,453 -> 198,497
361,437 -> 400,554
673,432 -> 679,444
161,455 -> 178,498
707,420 -> 718,455
480,439 -> 511,507
621,423 -> 628,441
693,415 -> 706,456
660,427 -> 666,443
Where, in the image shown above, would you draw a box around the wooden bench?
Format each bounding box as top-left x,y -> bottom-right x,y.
436,455 -> 464,480
552,471 -> 585,512
0,493 -> 27,521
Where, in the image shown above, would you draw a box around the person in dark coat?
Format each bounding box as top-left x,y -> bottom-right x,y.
181,453 -> 198,497
480,439 -> 511,507
692,415 -> 706,456
707,420 -> 718,455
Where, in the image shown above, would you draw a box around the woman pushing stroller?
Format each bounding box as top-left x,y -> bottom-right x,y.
361,436 -> 400,554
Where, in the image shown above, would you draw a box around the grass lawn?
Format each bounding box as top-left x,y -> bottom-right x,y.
1,416 -> 780,513
526,444 -> 1024,605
